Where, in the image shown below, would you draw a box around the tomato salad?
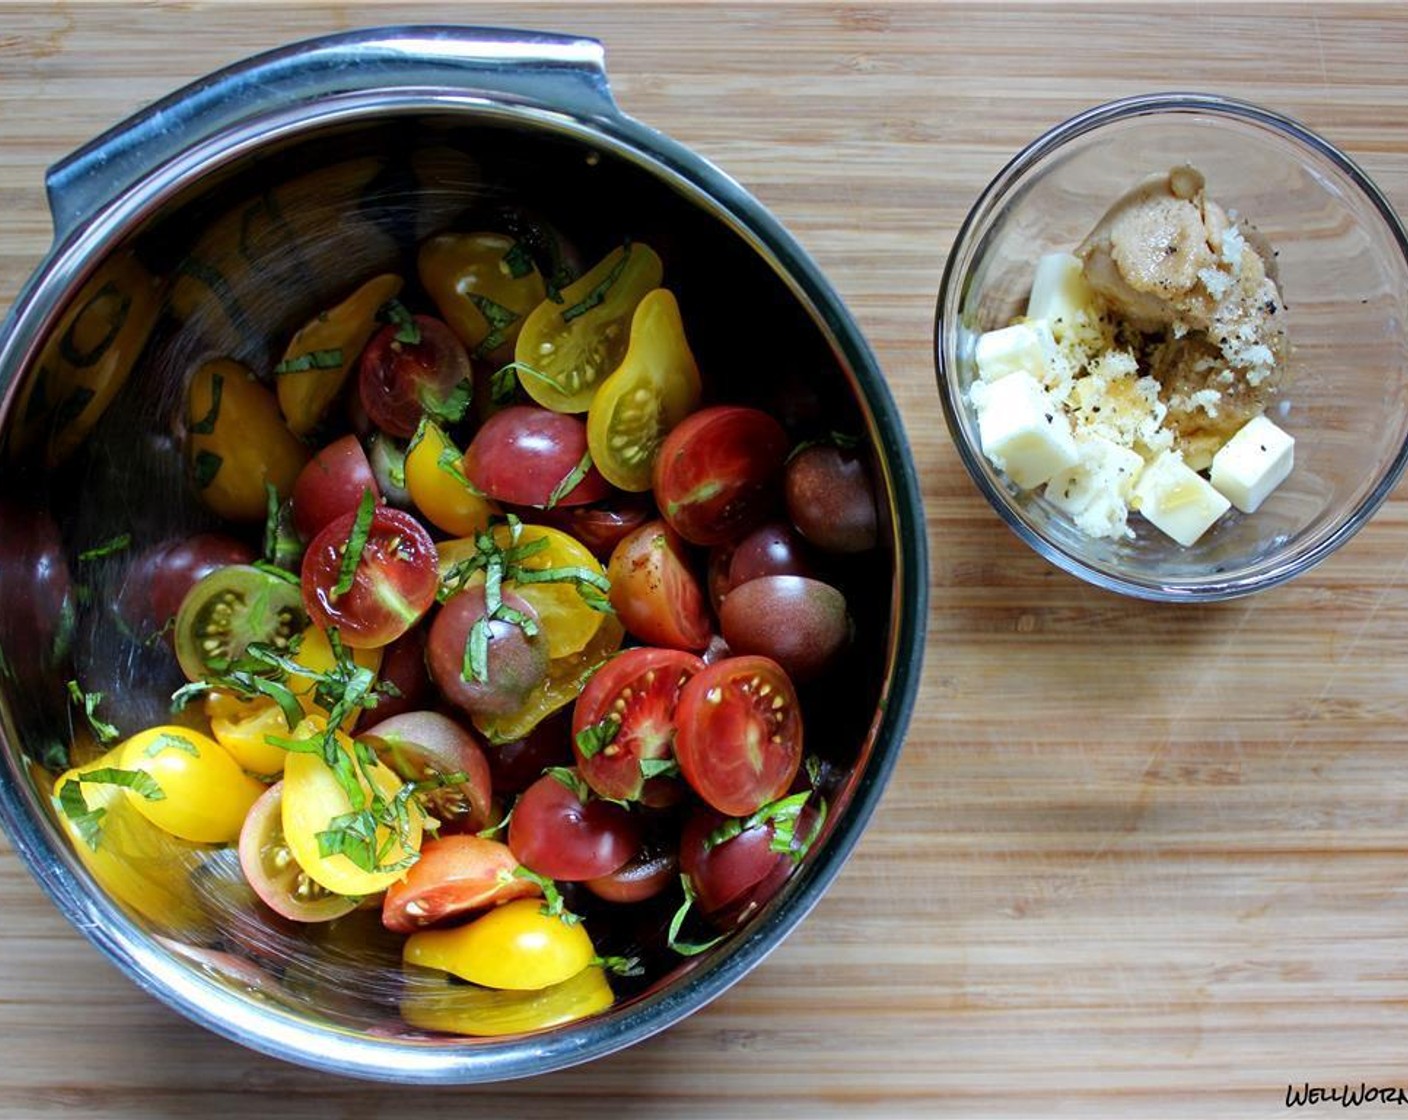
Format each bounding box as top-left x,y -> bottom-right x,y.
51,225 -> 882,1038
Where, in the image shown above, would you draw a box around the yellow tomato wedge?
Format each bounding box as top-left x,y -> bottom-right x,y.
116,726 -> 264,844
187,358 -> 309,521
405,420 -> 497,536
51,748 -> 209,934
515,243 -> 663,413
401,964 -> 613,1036
437,523 -> 607,659
281,720 -> 423,897
403,898 -> 595,990
205,691 -> 291,776
277,272 -> 403,436
419,231 -> 547,365
587,288 -> 702,491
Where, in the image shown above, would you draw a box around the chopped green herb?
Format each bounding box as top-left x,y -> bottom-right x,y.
639,757 -> 680,780
508,866 -> 581,925
574,718 -> 619,761
421,377 -> 472,426
592,954 -> 644,978
274,348 -> 343,375
667,875 -> 726,957
704,791 -> 813,855
785,431 -> 864,463
187,371 -> 223,434
488,362 -> 523,406
332,488 -> 377,599
462,617 -> 490,684
543,766 -> 591,803
253,560 -> 300,586
502,240 -> 534,279
262,483 -> 302,571
468,293 -> 521,360
143,733 -> 199,759
561,242 -> 632,324
436,445 -> 482,494
192,449 -> 223,490
377,298 -> 421,345
78,533 -> 132,562
545,450 -> 593,510
65,680 -> 120,744
57,766 -> 165,851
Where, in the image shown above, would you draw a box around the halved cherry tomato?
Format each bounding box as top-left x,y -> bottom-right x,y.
508,769 -> 641,882
586,288 -> 702,491
403,897 -> 595,990
404,420 -> 496,537
427,585 -> 549,720
680,803 -> 813,928
653,405 -> 790,546
606,520 -> 711,651
301,505 -> 438,649
115,532 -> 256,643
418,231 -> 547,366
173,563 -> 307,683
515,243 -> 663,413
205,691 -> 293,775
585,842 -> 678,904
359,710 -> 493,834
277,273 -> 403,436
292,435 -> 379,541
187,358 -> 309,522
674,656 -> 803,817
708,520 -> 816,613
238,781 -> 358,922
537,495 -> 655,562
463,406 -> 609,508
571,647 -> 704,802
358,315 -> 472,439
281,721 -> 424,896
286,623 -> 383,722
116,726 -> 264,844
400,962 -> 612,1037
382,835 -> 538,934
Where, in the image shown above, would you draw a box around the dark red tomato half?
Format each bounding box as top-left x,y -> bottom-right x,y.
653,405 -> 790,546
463,405 -> 609,508
292,435 -> 379,542
238,782 -> 358,923
381,835 -> 538,934
572,647 -> 704,802
508,770 -> 641,882
679,805 -> 812,929
606,520 -> 711,651
708,520 -> 816,613
301,505 -> 438,648
116,532 -> 255,642
535,494 -> 655,561
359,710 -> 493,834
674,655 -> 803,817
359,315 -> 473,439
584,843 -> 678,904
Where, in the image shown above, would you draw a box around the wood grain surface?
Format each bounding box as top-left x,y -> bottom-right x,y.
3,3 -> 1408,1117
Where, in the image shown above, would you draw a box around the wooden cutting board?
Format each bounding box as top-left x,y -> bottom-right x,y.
2,3 -> 1407,1116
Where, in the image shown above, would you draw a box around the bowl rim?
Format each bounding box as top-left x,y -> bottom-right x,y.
0,81 -> 929,1085
934,90 -> 1408,602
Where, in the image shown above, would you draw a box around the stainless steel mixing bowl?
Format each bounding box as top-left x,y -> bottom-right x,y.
0,27 -> 926,1082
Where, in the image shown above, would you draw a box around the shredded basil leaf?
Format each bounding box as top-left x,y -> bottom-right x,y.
65,680 -> 120,744
544,450 -> 593,510
421,377 -> 472,426
639,757 -> 679,780
253,560 -> 300,586
502,240 -> 534,280
192,449 -> 223,490
332,488 -> 377,599
468,293 -> 520,360
377,299 -> 421,345
592,954 -> 644,978
143,733 -> 199,759
509,866 -> 581,925
78,533 -> 132,562
667,875 -> 726,957
561,242 -> 632,324
574,718 -> 619,761
57,766 -> 166,851
188,371 -> 223,434
463,617 -> 490,684
274,348 -> 343,375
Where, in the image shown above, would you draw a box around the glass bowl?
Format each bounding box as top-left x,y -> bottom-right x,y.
936,92 -> 1408,601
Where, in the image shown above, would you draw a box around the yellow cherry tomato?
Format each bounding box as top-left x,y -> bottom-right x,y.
515,243 -> 663,413
9,251 -> 164,468
187,358 -> 309,521
474,612 -> 625,744
116,726 -> 264,844
204,691 -> 290,776
400,964 -> 613,1036
403,898 -> 595,990
282,721 -> 423,897
419,232 -> 547,365
587,288 -> 702,491
51,749 -> 208,934
405,420 -> 497,537
277,272 -> 403,436
437,523 -> 606,659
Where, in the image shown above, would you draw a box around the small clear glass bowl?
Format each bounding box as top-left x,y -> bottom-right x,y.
936,92 -> 1408,601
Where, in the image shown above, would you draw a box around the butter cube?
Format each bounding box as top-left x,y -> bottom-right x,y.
1210,414 -> 1294,513
1027,253 -> 1096,341
975,320 -> 1057,384
1045,434 -> 1145,540
971,371 -> 1079,489
1131,451 -> 1230,547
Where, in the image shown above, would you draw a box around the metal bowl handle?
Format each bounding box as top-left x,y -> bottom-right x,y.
44,25 -> 619,244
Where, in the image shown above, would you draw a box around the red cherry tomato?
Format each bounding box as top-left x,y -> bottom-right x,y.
606,520 -> 711,651
116,532 -> 256,642
381,835 -> 539,934
358,315 -> 472,439
426,584 -> 548,719
571,647 -> 704,802
674,656 -> 803,817
508,770 -> 641,882
463,406 -> 609,508
301,504 -> 438,648
237,782 -> 358,923
708,520 -> 816,613
719,575 -> 850,683
535,495 -> 655,561
359,710 -> 493,834
653,405 -> 789,546
585,843 -> 678,904
680,805 -> 811,928
291,435 -> 379,541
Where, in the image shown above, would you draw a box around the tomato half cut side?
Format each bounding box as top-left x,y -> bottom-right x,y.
674,655 -> 803,817
358,315 -> 473,439
174,563 -> 307,682
238,782 -> 358,923
359,710 -> 493,833
572,646 -> 704,801
301,504 -> 438,648
382,835 -> 539,934
606,520 -> 711,651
